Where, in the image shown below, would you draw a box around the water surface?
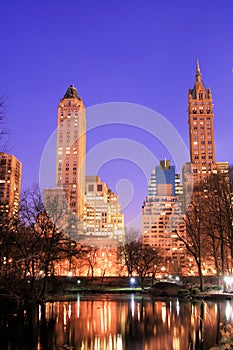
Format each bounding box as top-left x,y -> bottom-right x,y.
1,294 -> 232,349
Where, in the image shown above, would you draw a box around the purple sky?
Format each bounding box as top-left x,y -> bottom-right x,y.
1,1 -> 233,228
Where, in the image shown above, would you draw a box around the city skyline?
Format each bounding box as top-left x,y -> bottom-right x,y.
1,1 -> 233,227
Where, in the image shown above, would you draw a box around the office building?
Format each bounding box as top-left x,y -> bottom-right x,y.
142,160 -> 186,274
188,61 -> 215,179
55,85 -> 86,219
85,175 -> 125,244
0,152 -> 22,216
148,160 -> 182,197
183,62 -> 228,204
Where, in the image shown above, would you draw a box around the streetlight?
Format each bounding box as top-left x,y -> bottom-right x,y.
161,266 -> 166,278
130,277 -> 136,286
224,276 -> 233,291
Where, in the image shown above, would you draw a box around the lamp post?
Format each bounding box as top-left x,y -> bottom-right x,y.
130,277 -> 136,287
161,266 -> 166,278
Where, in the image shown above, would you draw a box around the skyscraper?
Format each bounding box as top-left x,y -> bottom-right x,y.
183,62 -> 228,201
187,60 -> 216,183
46,85 -> 125,245
85,176 -> 125,244
148,159 -> 180,197
55,85 -> 86,219
0,152 -> 22,216
142,160 -> 186,274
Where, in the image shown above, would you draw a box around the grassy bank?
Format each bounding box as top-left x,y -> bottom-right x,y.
42,276 -> 233,301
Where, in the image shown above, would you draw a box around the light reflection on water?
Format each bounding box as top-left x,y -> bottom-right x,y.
225,300 -> 232,321
1,295 -> 233,349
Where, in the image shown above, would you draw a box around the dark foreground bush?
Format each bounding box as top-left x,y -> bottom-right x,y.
178,287 -> 200,298
178,289 -> 190,297
204,285 -> 222,292
190,287 -> 200,296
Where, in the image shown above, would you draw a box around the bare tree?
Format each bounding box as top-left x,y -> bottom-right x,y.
119,240 -> 161,288
200,170 -> 233,286
20,185 -> 83,300
176,195 -> 209,291
0,201 -> 30,303
82,246 -> 99,279
0,96 -> 10,151
119,239 -> 138,277
133,242 -> 161,288
177,168 -> 233,291
0,204 -> 19,276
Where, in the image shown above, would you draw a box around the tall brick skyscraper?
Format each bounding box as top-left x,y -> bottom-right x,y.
55,85 -> 86,219
188,61 -> 216,182
183,62 -> 228,204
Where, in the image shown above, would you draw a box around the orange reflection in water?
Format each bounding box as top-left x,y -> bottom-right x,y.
40,296 -> 230,350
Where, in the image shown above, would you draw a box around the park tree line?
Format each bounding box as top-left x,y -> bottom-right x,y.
1,169 -> 233,301
1,97 -> 233,297
176,166 -> 233,290
0,185 -> 163,302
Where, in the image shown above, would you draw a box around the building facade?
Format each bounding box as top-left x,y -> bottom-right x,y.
148,159 -> 182,197
85,176 -> 125,244
188,61 -> 215,179
183,62 -> 228,205
56,85 -> 86,219
183,61 -> 216,196
45,85 -> 126,248
142,160 -> 186,274
0,152 -> 22,216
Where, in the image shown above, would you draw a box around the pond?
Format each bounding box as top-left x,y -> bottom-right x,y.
0,294 -> 232,349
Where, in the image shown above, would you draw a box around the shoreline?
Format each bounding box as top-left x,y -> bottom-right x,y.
45,288 -> 233,302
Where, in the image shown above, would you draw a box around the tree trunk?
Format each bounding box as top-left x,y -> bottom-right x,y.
40,263 -> 49,300
91,266 -> 94,280
196,259 -> 204,291
30,260 -> 35,292
220,237 -> 227,292
140,275 -> 145,289
212,239 -> 221,286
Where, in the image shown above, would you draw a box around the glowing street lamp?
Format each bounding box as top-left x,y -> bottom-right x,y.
224,275 -> 233,291
161,266 -> 166,277
130,277 -> 136,286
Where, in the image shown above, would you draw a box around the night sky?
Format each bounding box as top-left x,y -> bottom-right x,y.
1,1 -> 233,228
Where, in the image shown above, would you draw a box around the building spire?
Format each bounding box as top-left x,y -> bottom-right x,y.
63,85 -> 79,99
195,59 -> 202,81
